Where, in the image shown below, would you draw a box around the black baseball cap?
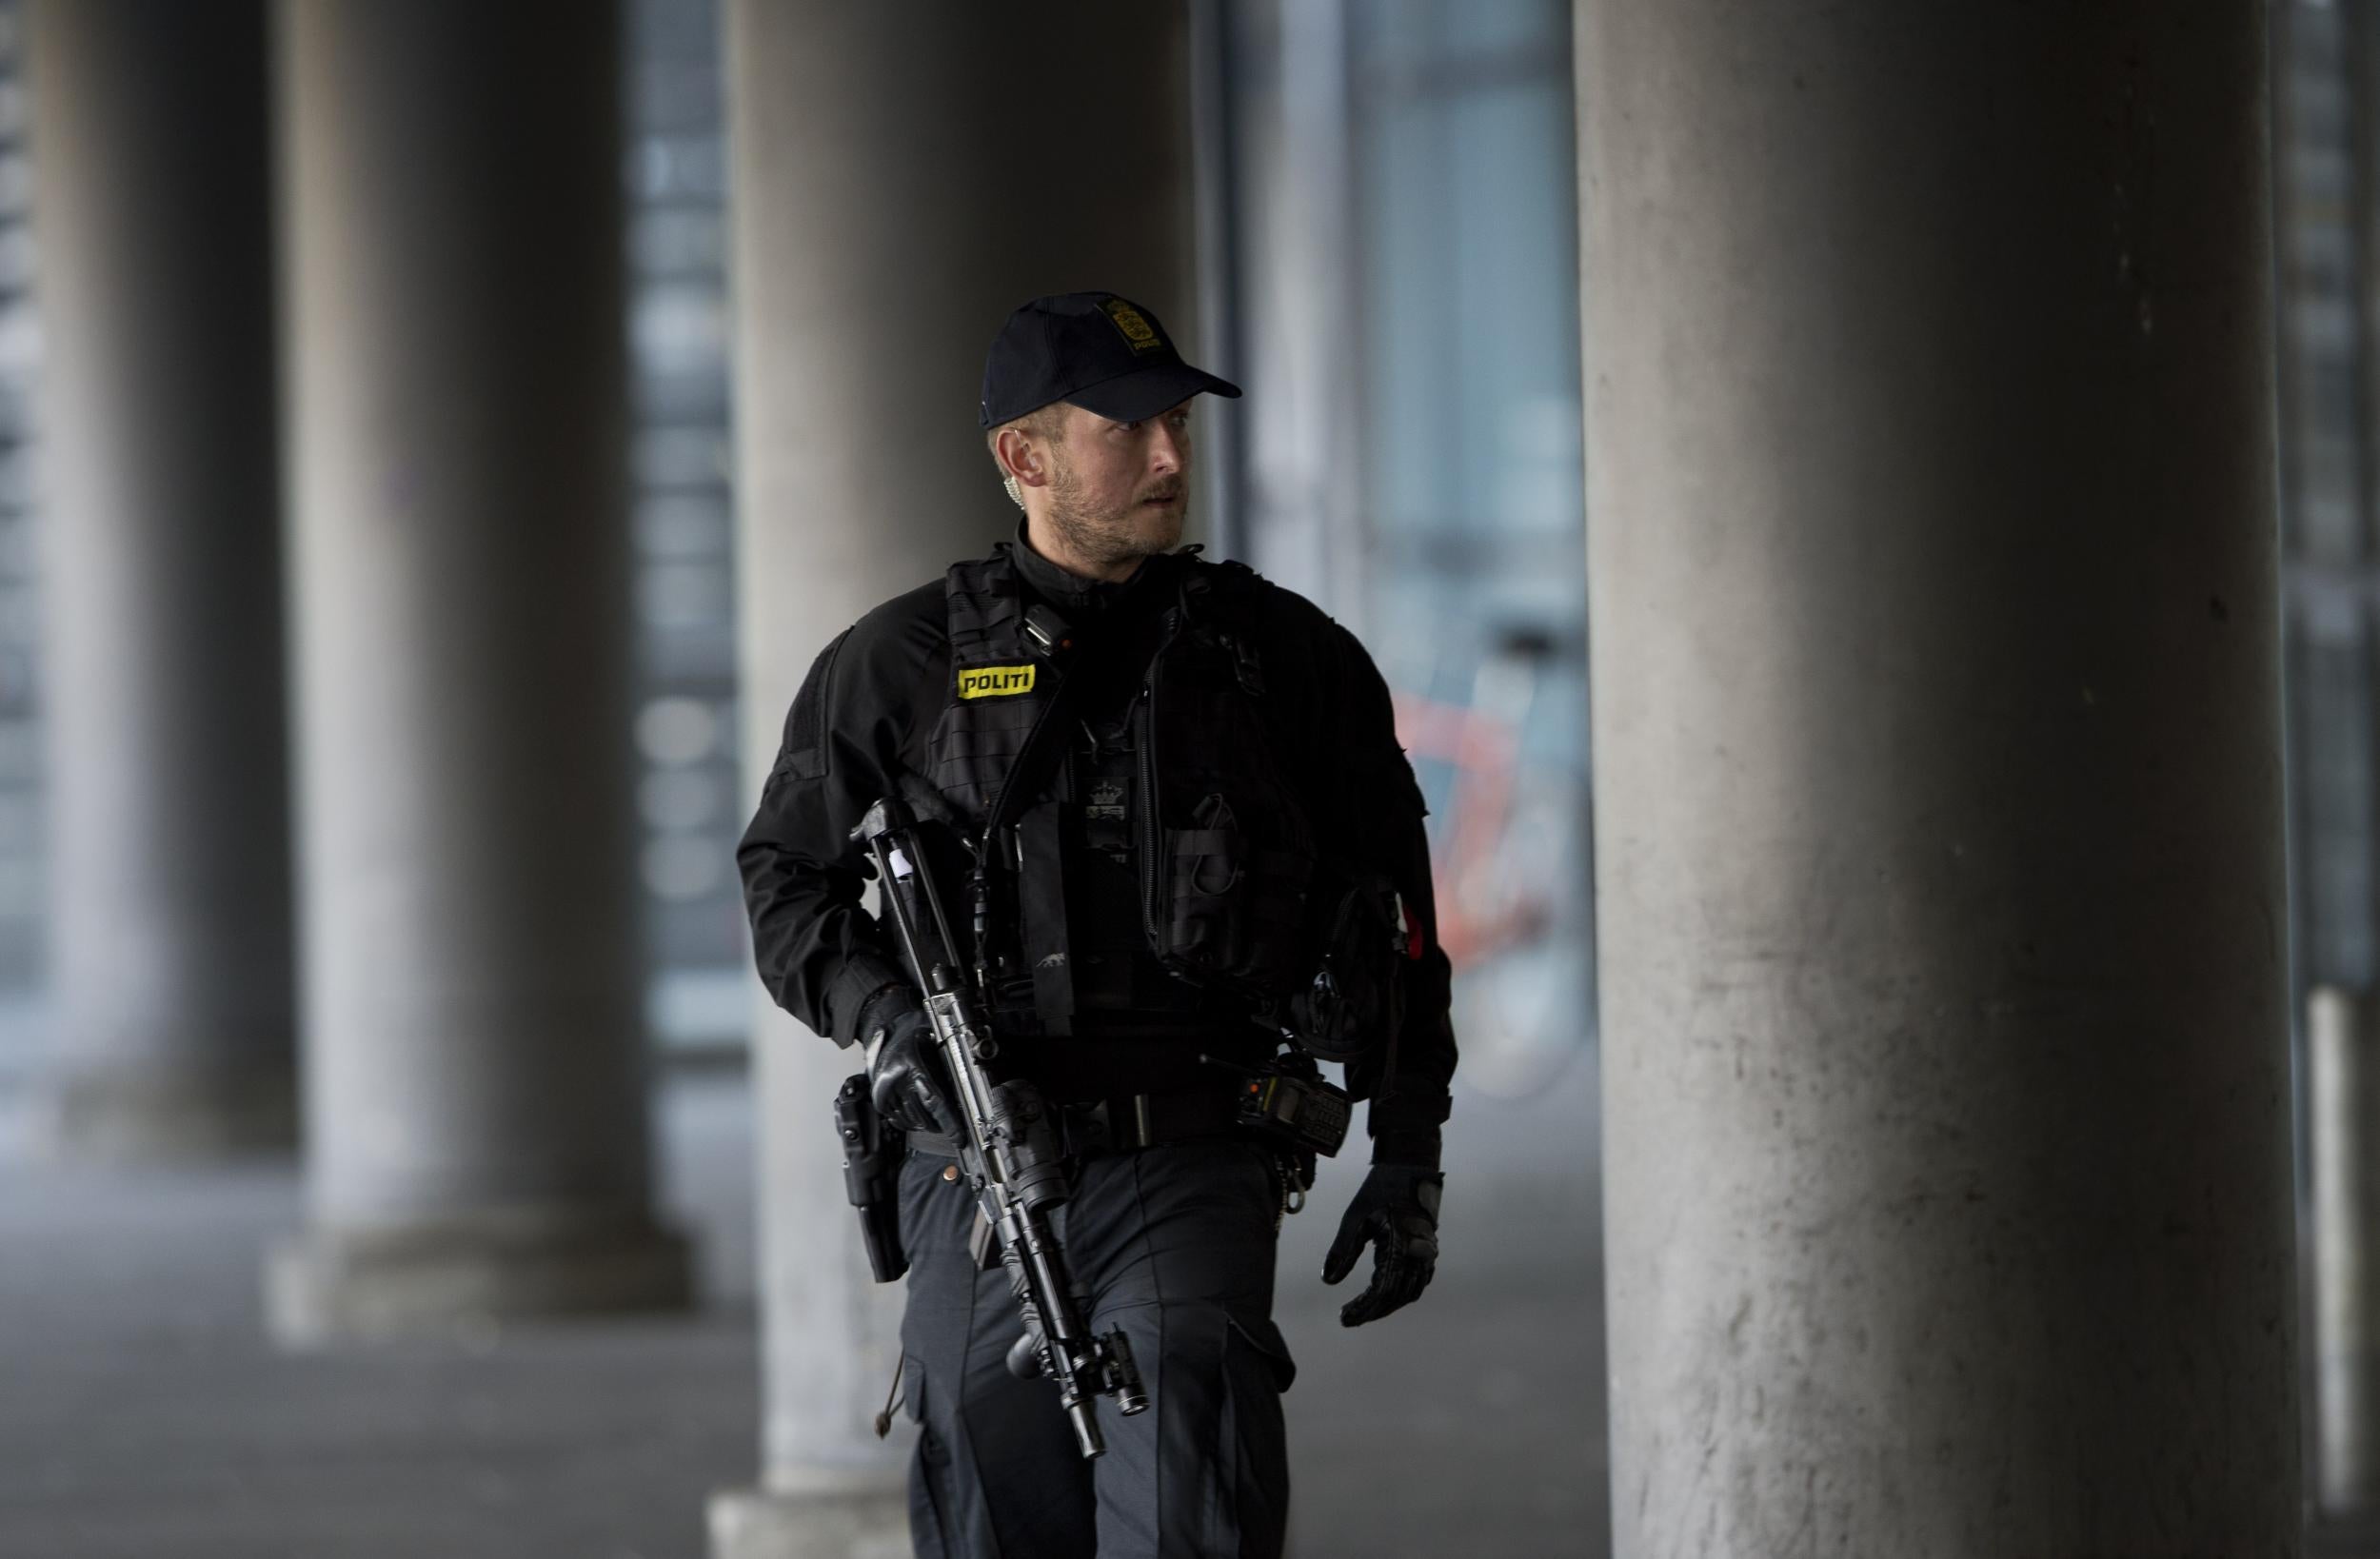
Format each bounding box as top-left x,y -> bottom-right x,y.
979,291 -> 1241,429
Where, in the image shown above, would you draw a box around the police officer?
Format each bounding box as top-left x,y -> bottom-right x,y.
738,291 -> 1458,1559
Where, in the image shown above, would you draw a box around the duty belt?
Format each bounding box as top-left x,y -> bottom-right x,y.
903,1083 -> 1243,1161
1057,1085 -> 1244,1157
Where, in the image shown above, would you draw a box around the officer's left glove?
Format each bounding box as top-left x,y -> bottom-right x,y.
1320,1163 -> 1442,1327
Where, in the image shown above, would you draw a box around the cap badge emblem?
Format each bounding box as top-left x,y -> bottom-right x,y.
1101,299 -> 1164,355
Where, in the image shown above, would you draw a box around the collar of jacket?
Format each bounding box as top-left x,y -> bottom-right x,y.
1002,519 -> 1191,620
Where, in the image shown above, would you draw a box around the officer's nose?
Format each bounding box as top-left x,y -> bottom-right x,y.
1149,423 -> 1187,477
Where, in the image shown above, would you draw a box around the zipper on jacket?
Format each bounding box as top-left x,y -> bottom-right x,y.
1137,607 -> 1181,954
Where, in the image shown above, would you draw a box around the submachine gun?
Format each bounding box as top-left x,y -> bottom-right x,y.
853,792 -> 1148,1459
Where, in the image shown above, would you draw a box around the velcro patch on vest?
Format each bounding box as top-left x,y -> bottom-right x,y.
957,663 -> 1038,700
1085,778 -> 1128,822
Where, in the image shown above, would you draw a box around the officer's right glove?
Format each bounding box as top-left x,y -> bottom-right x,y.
863,994 -> 958,1139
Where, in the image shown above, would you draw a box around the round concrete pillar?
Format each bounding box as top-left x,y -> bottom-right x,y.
710,3 -> 1195,1549
267,0 -> 689,1342
27,0 -> 295,1160
1578,4 -> 2296,1553
2314,986 -> 2380,1514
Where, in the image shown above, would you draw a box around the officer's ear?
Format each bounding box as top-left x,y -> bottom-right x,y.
994,424 -> 1053,490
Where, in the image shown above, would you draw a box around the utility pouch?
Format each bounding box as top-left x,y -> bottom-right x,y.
1159,792 -> 1315,997
1287,872 -> 1411,1062
1013,802 -> 1074,1033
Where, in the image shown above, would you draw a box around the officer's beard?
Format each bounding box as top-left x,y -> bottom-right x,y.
1044,457 -> 1186,572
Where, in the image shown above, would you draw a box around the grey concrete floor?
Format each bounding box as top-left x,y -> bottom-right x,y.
0,1046 -> 1607,1559
0,1075 -> 760,1559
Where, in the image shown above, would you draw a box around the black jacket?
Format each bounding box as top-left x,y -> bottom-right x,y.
737,529 -> 1457,1164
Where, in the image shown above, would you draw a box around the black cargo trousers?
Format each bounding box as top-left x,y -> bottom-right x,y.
896,1134 -> 1298,1559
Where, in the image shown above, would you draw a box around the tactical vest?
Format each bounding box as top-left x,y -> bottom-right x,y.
922,550 -> 1319,1037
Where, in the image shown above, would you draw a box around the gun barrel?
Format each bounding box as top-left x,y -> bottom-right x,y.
1067,1401 -> 1105,1460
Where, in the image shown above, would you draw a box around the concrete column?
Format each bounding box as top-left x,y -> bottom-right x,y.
1579,5 -> 2296,1554
267,0 -> 691,1342
27,1 -> 293,1159
709,5 -> 1194,1552
2314,987 -> 2380,1514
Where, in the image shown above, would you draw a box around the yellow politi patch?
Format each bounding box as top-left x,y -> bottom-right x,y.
1101,299 -> 1163,354
958,663 -> 1037,700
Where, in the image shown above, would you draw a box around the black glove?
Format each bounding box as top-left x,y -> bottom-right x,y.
1320,1163 -> 1442,1327
863,994 -> 957,1139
